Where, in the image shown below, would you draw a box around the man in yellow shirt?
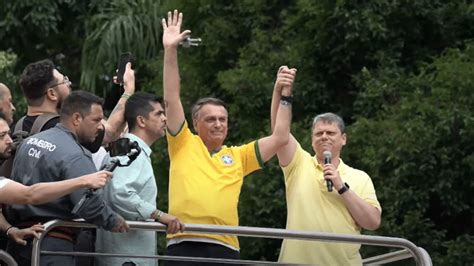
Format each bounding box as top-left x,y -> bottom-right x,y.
162,10 -> 297,263
270,85 -> 382,264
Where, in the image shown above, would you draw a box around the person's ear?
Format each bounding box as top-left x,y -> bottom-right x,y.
341,133 -> 347,146
71,113 -> 82,126
45,88 -> 58,101
192,118 -> 199,133
136,115 -> 146,128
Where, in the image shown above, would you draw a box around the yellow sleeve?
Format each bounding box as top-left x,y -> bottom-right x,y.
282,143 -> 304,183
166,120 -> 192,157
360,175 -> 382,212
239,141 -> 262,176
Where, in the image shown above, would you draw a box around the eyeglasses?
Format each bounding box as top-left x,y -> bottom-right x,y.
50,76 -> 72,88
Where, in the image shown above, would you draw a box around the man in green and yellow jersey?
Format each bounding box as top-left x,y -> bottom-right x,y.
162,9 -> 297,263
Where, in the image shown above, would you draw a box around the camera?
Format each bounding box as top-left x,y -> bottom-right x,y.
107,138 -> 139,157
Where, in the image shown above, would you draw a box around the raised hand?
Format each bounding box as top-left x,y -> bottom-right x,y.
274,66 -> 297,95
81,170 -> 112,189
8,224 -> 44,245
113,62 -> 134,90
162,9 -> 191,48
123,62 -> 135,95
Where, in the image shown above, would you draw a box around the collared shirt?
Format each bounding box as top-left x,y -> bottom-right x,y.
166,121 -> 263,249
278,143 -> 381,265
96,133 -> 158,266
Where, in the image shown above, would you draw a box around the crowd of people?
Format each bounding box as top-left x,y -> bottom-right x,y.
0,9 -> 381,266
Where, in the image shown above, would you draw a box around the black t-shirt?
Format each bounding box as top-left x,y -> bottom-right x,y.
21,115 -> 61,132
20,115 -> 105,153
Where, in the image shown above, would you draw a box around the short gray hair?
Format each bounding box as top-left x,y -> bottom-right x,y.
191,97 -> 227,120
312,112 -> 345,133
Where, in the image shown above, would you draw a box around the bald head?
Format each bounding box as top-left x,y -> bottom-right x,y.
0,83 -> 15,125
0,113 -> 13,159
0,83 -> 8,97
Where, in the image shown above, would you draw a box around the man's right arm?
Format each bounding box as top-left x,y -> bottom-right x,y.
162,10 -> 191,135
65,156 -> 128,232
102,63 -> 135,143
0,171 -> 111,205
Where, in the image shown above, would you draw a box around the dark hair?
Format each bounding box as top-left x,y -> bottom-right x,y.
19,59 -> 56,106
125,92 -> 163,131
191,97 -> 227,120
312,112 -> 345,133
60,90 -> 104,119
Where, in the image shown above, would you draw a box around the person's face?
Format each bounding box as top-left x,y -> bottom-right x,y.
311,121 -> 346,158
0,85 -> 15,125
142,102 -> 167,140
193,104 -> 228,149
0,119 -> 13,159
51,70 -> 72,110
77,104 -> 104,143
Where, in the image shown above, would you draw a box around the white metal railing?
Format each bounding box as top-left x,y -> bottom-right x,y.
0,249 -> 17,266
30,219 -> 432,265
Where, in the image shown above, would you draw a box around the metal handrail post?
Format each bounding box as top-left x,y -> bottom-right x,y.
418,247 -> 433,266
31,220 -> 96,266
182,223 -> 427,265
0,250 -> 17,266
362,249 -> 412,265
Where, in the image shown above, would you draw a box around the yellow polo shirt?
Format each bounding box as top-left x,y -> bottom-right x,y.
166,122 -> 263,249
278,143 -> 381,265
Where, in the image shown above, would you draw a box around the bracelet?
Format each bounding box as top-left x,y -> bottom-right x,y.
121,93 -> 131,100
5,226 -> 17,237
280,99 -> 292,106
280,95 -> 293,104
154,210 -> 164,220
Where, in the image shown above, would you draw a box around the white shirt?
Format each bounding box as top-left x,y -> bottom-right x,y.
0,176 -> 10,190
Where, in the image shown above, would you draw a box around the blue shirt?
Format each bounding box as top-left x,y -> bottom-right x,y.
96,133 -> 158,266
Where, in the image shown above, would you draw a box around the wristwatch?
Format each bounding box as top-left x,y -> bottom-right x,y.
153,210 -> 164,221
280,95 -> 293,106
338,182 -> 350,195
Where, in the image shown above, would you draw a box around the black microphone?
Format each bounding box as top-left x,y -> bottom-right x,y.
323,151 -> 333,192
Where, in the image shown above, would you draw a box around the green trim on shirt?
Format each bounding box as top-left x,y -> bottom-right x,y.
167,120 -> 186,137
255,140 -> 265,168
209,147 -> 222,156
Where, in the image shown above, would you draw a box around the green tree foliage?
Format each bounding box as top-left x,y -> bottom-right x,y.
0,50 -> 27,119
0,51 -> 17,85
159,1 -> 474,262
347,43 -> 474,264
1,0 -> 473,264
0,0 -> 70,56
80,0 -> 163,92
0,0 -> 93,98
